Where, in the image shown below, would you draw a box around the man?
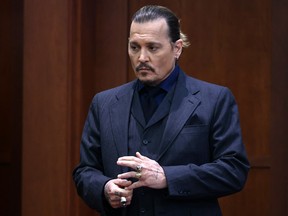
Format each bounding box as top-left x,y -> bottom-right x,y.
73,5 -> 250,216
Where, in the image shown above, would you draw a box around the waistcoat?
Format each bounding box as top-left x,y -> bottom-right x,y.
126,87 -> 175,216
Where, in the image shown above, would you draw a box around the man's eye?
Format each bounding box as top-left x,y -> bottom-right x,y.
130,45 -> 139,51
148,46 -> 158,51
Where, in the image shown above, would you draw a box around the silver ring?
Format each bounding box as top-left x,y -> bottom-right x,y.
120,196 -> 127,207
136,165 -> 142,172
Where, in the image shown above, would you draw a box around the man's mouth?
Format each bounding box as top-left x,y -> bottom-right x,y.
136,63 -> 154,72
138,67 -> 151,71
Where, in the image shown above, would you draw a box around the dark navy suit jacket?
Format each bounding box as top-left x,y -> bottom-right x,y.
73,68 -> 250,216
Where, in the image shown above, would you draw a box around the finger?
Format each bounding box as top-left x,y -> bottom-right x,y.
114,178 -> 131,185
110,192 -> 133,208
117,160 -> 143,171
117,171 -> 137,180
113,189 -> 132,200
135,152 -> 143,158
105,179 -> 128,197
117,160 -> 134,167
115,179 -> 132,188
126,181 -> 143,190
110,198 -> 123,208
117,155 -> 139,162
104,181 -> 132,208
135,152 -> 149,160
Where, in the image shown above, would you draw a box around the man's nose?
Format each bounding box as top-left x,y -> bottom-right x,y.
138,49 -> 149,62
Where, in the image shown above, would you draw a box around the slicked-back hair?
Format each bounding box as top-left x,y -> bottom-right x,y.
131,5 -> 190,48
132,5 -> 180,43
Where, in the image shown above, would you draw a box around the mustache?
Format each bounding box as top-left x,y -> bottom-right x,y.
135,63 -> 155,72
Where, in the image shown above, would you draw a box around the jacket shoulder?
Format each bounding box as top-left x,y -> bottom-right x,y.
90,80 -> 136,108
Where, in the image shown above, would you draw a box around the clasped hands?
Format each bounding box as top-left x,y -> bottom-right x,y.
104,152 -> 167,208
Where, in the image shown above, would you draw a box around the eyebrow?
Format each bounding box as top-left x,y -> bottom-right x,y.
129,41 -> 162,47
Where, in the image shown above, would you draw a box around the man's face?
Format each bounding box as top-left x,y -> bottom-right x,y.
128,18 -> 182,86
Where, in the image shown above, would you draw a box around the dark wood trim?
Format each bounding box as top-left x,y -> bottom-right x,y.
271,0 -> 288,215
0,1 -> 23,216
249,156 -> 272,169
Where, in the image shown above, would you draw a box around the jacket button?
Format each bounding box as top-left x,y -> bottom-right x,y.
140,208 -> 146,213
142,139 -> 149,145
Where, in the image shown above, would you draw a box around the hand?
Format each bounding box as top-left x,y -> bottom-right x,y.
117,152 -> 167,190
104,179 -> 133,208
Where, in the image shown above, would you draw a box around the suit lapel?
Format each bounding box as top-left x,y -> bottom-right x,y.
109,82 -> 136,160
131,90 -> 146,127
157,72 -> 201,161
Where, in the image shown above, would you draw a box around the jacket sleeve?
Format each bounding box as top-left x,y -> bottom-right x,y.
72,95 -> 110,212
163,87 -> 250,199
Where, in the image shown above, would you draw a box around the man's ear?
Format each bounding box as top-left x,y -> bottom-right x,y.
174,39 -> 183,59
